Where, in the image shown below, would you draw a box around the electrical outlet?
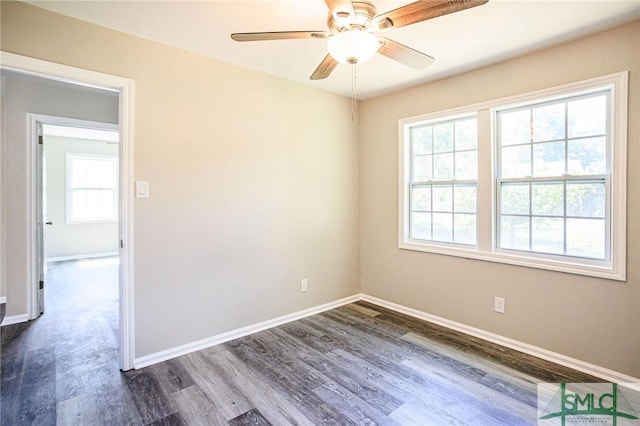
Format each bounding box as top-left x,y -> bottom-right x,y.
494,297 -> 506,314
300,279 -> 308,293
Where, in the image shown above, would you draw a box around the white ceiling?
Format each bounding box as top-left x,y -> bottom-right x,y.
25,0 -> 640,99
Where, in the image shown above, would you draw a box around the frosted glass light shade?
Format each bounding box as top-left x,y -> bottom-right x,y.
327,30 -> 380,65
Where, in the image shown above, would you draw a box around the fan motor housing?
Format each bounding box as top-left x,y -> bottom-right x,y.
327,1 -> 377,34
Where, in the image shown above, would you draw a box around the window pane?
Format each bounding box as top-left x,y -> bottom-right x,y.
500,109 -> 530,146
71,190 -> 88,220
433,153 -> 453,181
86,160 -> 103,188
533,141 -> 565,177
568,137 -> 606,175
500,215 -> 530,251
412,186 -> 431,211
86,189 -> 100,212
567,218 -> 605,259
70,156 -> 116,189
501,145 -> 531,178
531,182 -> 563,216
432,213 -> 453,242
71,160 -> 88,188
411,212 -> 431,240
72,189 -> 87,206
99,189 -> 114,211
433,123 -> 453,153
70,185 -> 115,221
567,182 -> 605,218
533,103 -> 565,142
412,127 -> 432,155
454,214 -> 476,245
412,155 -> 432,181
568,95 -> 606,138
501,183 -> 529,215
455,151 -> 477,180
432,185 -> 452,212
89,190 -> 102,218
455,119 -> 477,150
97,161 -> 115,187
531,217 -> 564,254
454,185 -> 476,213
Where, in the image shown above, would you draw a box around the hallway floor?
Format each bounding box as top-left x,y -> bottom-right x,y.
1,257 -> 129,424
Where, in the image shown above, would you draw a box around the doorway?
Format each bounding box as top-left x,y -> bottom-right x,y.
1,52 -> 135,370
37,119 -> 120,318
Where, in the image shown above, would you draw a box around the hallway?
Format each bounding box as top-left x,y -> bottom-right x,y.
0,257 -> 136,424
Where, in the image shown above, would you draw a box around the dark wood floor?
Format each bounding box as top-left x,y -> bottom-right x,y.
1,259 -> 601,425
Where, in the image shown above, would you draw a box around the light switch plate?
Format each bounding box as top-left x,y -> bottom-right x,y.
136,181 -> 149,199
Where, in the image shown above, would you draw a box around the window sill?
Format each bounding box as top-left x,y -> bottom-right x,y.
399,240 -> 625,282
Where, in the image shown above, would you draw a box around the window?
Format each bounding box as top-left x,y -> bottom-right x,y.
66,153 -> 118,223
399,72 -> 627,280
409,116 -> 478,245
496,92 -> 609,260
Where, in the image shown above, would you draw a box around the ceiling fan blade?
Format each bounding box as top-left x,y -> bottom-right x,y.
231,31 -> 327,42
324,0 -> 355,18
310,54 -> 339,80
378,37 -> 434,70
373,0 -> 488,30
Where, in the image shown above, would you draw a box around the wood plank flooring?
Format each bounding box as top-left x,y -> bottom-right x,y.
1,258 -> 605,425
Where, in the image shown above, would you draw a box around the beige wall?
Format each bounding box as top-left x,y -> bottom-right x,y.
360,21 -> 640,377
44,136 -> 119,259
1,73 -> 119,314
1,2 -> 360,357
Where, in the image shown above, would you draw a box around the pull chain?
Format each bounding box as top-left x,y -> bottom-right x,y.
351,63 -> 357,122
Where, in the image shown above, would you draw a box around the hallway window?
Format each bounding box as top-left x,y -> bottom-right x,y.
66,153 -> 118,223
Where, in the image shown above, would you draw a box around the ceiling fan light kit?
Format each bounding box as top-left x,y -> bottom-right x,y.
230,0 -> 489,80
327,30 -> 380,65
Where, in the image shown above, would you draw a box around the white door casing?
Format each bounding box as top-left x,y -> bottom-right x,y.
2,52 -> 135,371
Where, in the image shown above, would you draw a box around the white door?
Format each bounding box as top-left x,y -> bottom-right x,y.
35,123 -> 46,316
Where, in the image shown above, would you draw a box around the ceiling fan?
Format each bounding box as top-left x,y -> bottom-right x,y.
231,0 -> 489,80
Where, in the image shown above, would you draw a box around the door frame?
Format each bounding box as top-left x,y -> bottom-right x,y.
29,114 -> 120,316
1,52 -> 135,370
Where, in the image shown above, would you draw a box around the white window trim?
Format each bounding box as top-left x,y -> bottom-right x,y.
66,152 -> 119,224
399,71 -> 627,281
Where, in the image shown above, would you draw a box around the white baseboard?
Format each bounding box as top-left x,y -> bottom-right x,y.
47,251 -> 118,263
1,313 -> 29,327
0,296 -> 6,304
361,294 -> 640,384
4,288 -> 637,384
134,294 -> 362,369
